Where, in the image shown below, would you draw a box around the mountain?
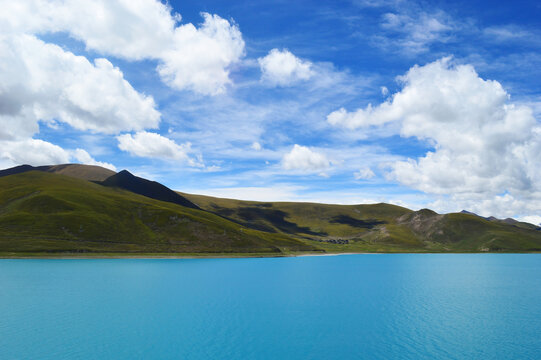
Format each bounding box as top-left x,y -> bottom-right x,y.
0,170 -> 319,255
0,164 -> 200,211
180,192 -> 541,252
1,163 -> 540,257
101,170 -> 200,210
0,164 -> 115,181
460,210 -> 540,231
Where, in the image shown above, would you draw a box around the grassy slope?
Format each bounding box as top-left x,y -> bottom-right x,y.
181,193 -> 541,252
1,170 -> 539,256
0,172 -> 320,255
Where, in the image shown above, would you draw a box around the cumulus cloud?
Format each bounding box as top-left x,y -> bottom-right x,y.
251,142 -> 262,151
0,0 -> 175,57
282,144 -> 330,172
0,139 -> 70,166
258,49 -> 313,86
0,138 -> 115,170
117,131 -> 202,166
0,34 -> 159,167
0,0 -> 246,171
1,0 -> 245,95
329,57 -> 541,218
0,34 -> 160,138
158,13 -> 245,95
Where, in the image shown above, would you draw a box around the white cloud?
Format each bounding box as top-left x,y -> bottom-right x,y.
71,149 -> 116,171
282,144 -> 330,172
354,168 -> 375,180
483,25 -> 541,45
258,49 -> 313,86
158,13 -> 245,95
327,104 -> 396,129
0,139 -> 70,166
428,193 -> 541,223
518,215 -> 541,227
0,34 -> 160,138
0,2 -> 166,169
0,138 -> 118,170
376,10 -> 455,54
0,0 -> 178,58
251,142 -> 262,151
0,1 -> 245,95
117,131 -> 202,166
329,57 -> 541,219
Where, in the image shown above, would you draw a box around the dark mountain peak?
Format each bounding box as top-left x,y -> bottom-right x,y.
101,171 -> 199,210
112,169 -> 135,179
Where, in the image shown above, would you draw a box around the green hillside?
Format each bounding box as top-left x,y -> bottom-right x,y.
181,192 -> 541,253
0,171 -> 320,256
1,164 -> 540,257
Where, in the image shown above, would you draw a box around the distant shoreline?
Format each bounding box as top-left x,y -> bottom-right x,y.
0,252 -> 354,259
1,251 -> 540,259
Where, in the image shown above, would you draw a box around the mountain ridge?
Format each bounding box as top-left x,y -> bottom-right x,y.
1,163 -> 540,256
0,163 -> 115,181
179,191 -> 541,252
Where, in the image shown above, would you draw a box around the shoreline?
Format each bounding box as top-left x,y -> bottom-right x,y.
0,252 -> 360,259
1,251 -> 540,259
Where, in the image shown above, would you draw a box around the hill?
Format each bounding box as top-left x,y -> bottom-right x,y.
0,164 -> 115,181
1,163 -> 540,256
0,171 -> 319,256
180,192 -> 541,253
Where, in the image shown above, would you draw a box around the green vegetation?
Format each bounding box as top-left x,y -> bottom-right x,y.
1,164 -> 540,257
181,192 -> 541,253
0,171 -> 319,255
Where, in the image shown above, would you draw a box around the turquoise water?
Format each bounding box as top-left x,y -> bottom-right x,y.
1,255 -> 541,359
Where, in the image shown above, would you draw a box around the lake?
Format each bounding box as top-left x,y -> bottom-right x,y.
1,254 -> 540,359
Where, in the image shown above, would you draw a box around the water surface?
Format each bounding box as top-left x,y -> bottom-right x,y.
1,254 -> 540,359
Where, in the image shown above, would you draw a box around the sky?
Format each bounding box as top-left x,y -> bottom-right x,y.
1,0 -> 541,224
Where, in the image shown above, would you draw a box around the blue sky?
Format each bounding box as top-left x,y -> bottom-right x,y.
1,0 -> 541,223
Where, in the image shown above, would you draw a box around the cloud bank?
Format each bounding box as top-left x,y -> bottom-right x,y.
0,33 -> 158,168
0,0 -> 243,168
1,0 -> 245,95
329,57 -> 541,217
